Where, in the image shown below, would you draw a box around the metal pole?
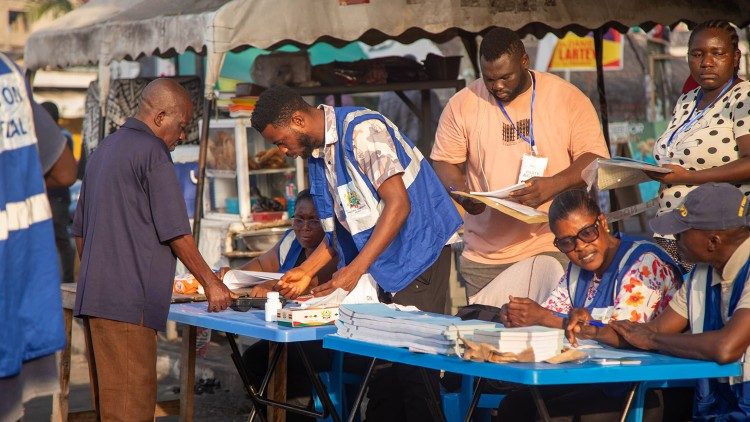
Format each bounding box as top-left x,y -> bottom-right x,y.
595,28 -> 618,232
192,98 -> 211,242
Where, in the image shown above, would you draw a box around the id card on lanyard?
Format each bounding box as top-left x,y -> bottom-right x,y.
495,71 -> 548,183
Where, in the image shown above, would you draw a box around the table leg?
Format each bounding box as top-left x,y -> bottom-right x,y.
294,343 -> 341,422
463,377 -> 485,422
530,386 -> 551,422
51,308 -> 73,422
225,334 -> 267,422
419,367 -> 446,422
619,383 -> 640,422
347,358 -> 377,422
179,325 -> 196,422
267,343 -> 287,422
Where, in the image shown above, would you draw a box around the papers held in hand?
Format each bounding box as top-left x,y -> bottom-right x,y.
452,190 -> 548,224
470,182 -> 526,199
222,270 -> 283,290
582,157 -> 672,191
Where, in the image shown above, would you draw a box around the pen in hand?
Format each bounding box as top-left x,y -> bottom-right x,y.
553,311 -> 606,327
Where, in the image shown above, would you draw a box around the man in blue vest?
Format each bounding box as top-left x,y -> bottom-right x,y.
251,85 -> 462,420
567,182 -> 750,420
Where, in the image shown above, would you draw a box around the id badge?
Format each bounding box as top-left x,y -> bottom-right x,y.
517,153 -> 548,183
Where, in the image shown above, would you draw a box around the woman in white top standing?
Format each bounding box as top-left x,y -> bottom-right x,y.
649,20 -> 750,270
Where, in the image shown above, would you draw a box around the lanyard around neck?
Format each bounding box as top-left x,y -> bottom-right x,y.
495,70 -> 537,154
666,76 -> 736,148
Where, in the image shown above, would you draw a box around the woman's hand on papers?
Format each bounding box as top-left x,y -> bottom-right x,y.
276,267 -> 313,299
311,263 -> 363,297
564,308 -> 594,346
509,177 -> 557,208
608,320 -> 657,351
645,164 -> 690,184
505,296 -> 548,327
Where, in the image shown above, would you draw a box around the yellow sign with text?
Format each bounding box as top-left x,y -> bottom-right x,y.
549,29 -> 623,71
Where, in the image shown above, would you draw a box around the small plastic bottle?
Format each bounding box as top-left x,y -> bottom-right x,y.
265,291 -> 282,322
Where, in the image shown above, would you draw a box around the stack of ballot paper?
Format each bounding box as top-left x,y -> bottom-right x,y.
469,326 -> 564,362
335,303 -> 497,355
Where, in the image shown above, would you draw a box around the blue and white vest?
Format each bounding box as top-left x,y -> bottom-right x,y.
687,261 -> 750,421
0,54 -> 65,377
565,234 -> 681,311
278,229 -> 303,272
308,107 -> 462,293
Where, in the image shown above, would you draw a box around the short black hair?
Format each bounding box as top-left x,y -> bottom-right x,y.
296,188 -> 312,205
480,27 -> 525,61
40,101 -> 59,122
548,189 -> 601,226
689,20 -> 739,52
251,85 -> 311,133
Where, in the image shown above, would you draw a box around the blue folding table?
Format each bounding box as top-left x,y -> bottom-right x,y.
323,335 -> 742,422
169,302 -> 340,422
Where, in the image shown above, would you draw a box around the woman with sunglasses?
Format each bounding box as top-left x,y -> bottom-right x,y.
500,189 -> 682,333
221,189 -> 338,298
497,190 -> 681,422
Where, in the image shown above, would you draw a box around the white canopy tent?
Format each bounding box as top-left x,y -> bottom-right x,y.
24,0 -> 750,236
26,0 -> 750,99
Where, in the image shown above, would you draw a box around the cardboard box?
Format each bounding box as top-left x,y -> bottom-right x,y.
277,306 -> 339,327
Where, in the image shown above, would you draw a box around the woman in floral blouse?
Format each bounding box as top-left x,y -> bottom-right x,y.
499,189 -> 682,336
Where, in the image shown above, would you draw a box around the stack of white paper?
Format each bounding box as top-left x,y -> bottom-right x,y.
336,303 -> 497,355
222,270 -> 283,290
470,326 -> 564,362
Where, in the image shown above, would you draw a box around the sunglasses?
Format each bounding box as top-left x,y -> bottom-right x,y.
553,221 -> 600,253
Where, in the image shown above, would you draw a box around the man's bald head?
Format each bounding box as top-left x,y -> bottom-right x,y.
135,78 -> 193,151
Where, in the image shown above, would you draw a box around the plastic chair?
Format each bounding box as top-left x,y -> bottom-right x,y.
312,351 -> 362,421
441,375 -> 504,422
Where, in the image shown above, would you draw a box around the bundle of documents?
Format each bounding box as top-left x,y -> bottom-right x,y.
582,157 -> 671,191
335,303 -> 497,355
452,190 -> 548,224
469,326 -> 564,362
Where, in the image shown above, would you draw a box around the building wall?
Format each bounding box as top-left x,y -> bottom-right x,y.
0,0 -> 29,60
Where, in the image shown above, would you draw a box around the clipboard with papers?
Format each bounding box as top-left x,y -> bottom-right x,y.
452,190 -> 548,224
583,157 -> 672,191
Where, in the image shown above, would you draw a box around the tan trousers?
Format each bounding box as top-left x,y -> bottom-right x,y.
82,316 -> 157,422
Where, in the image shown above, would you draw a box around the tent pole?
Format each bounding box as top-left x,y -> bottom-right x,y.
595,28 -> 618,231
192,98 -> 211,242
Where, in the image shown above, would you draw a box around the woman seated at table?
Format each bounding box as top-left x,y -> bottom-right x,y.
232,190 -> 340,420
494,189 -> 683,421
498,189 -> 683,331
225,189 -> 337,298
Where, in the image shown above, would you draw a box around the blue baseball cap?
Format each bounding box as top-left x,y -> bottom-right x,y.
650,183 -> 750,235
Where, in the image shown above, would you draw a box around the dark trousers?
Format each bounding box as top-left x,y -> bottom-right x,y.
50,198 -> 75,283
365,246 -> 452,422
495,384 -> 664,422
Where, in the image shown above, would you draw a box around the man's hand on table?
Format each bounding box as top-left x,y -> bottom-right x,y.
204,279 -> 236,312
310,263 -> 363,297
608,320 -> 657,351
509,177 -> 557,208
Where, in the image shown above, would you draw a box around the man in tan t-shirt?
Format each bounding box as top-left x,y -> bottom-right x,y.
431,27 -> 609,298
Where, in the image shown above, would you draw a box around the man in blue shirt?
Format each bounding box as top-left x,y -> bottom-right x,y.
73,78 -> 234,421
567,183 -> 750,420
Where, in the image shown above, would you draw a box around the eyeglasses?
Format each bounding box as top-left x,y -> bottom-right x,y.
292,217 -> 322,229
553,221 -> 600,253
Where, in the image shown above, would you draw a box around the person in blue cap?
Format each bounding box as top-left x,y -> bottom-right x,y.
567,182 -> 750,421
